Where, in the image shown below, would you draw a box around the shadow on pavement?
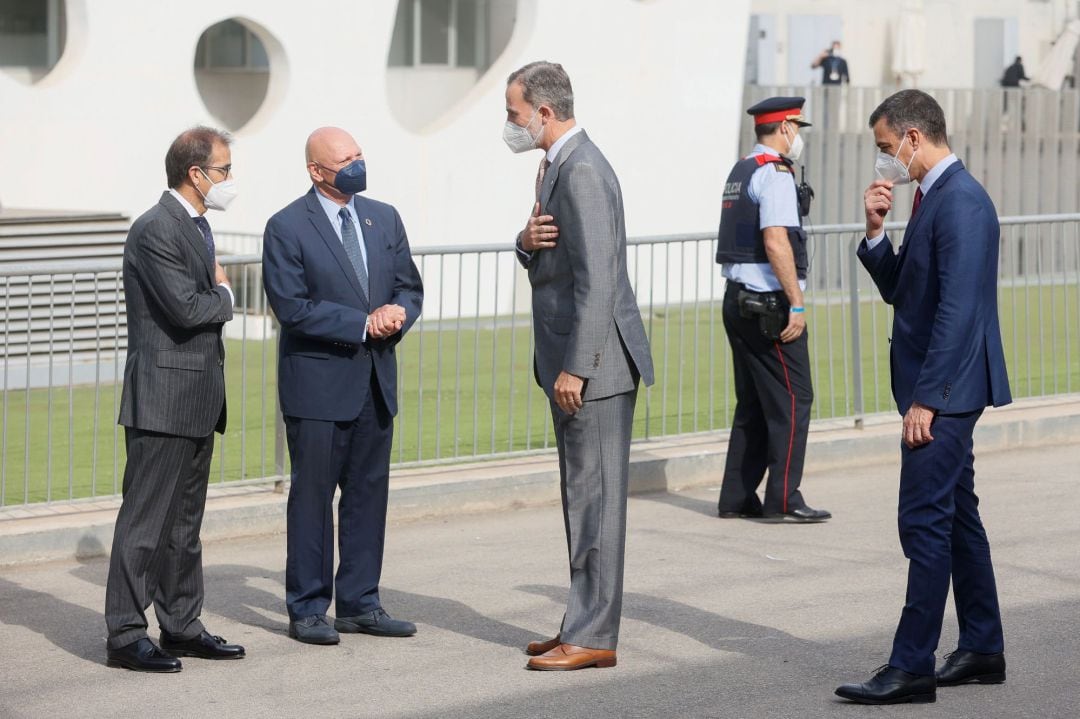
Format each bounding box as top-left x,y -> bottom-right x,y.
517,584 -> 818,655
190,564 -> 537,649
0,576 -> 105,664
636,489 -> 719,518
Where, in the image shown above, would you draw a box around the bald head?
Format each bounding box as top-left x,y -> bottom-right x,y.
306,126 -> 365,204
305,127 -> 361,166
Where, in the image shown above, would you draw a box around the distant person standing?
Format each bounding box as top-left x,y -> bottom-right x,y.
1000,56 -> 1029,87
105,126 -> 243,672
811,41 -> 849,85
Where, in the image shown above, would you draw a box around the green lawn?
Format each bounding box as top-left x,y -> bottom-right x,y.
3,284 -> 1078,505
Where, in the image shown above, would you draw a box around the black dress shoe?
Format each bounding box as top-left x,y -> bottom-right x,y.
936,650 -> 1006,686
289,615 -> 340,645
762,506 -> 832,523
835,665 -> 936,704
106,637 -> 182,673
160,630 -> 245,660
335,608 -> 417,637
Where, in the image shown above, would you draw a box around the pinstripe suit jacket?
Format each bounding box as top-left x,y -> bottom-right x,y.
118,192 -> 233,438
518,130 -> 654,401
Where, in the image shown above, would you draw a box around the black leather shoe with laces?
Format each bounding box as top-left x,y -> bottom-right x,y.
936,650 -> 1006,686
835,665 -> 936,705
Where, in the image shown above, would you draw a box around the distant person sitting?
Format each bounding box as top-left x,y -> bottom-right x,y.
1000,56 -> 1029,87
811,41 -> 850,85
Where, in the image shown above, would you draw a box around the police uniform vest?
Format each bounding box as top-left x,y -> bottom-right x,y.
715,154 -> 808,279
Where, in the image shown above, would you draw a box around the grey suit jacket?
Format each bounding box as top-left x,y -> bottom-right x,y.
118,191 -> 233,438
518,130 -> 654,401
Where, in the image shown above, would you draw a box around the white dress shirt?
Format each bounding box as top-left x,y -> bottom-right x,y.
168,189 -> 234,307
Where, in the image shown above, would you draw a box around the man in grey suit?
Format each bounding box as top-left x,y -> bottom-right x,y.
505,61 -> 654,671
104,126 -> 245,672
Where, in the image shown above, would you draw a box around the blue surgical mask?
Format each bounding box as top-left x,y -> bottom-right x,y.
331,159 -> 367,194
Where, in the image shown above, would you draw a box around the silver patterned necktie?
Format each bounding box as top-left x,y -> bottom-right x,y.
338,206 -> 369,300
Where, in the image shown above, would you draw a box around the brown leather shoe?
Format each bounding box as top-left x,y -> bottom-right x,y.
525,635 -> 561,656
526,643 -> 617,671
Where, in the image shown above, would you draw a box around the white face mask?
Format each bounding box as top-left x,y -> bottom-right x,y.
874,135 -> 916,185
782,124 -> 805,162
196,168 -> 239,211
502,109 -> 543,153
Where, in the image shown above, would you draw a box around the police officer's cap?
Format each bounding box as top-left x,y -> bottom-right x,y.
746,96 -> 812,127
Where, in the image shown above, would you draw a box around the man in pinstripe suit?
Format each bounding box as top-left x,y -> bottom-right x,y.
104,126 -> 244,672
505,62 -> 654,671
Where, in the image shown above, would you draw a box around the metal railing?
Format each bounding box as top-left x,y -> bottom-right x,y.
2,215 -> 1079,507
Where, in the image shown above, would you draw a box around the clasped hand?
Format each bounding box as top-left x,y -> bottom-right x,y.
366,304 -> 406,339
214,261 -> 229,287
520,202 -> 559,252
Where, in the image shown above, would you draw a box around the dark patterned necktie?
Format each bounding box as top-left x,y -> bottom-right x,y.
535,157 -> 551,201
192,215 -> 215,262
339,207 -> 369,300
911,187 -> 924,217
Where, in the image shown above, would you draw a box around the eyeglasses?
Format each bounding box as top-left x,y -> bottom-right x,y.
201,164 -> 233,178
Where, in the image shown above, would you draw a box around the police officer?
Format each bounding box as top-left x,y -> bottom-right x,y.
714,97 -> 831,523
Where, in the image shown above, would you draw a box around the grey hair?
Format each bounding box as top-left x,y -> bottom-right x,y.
506,61 -> 574,121
868,90 -> 949,146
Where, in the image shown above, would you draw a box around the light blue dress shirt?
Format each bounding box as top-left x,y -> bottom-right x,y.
866,154 -> 958,250
720,144 -> 805,292
315,187 -> 369,270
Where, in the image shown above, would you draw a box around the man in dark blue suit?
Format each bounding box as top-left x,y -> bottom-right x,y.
263,127 -> 423,645
836,90 -> 1012,705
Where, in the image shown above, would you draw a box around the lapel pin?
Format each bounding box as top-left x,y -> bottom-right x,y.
364,218 -> 373,226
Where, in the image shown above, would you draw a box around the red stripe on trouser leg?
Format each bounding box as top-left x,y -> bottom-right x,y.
774,342 -> 796,514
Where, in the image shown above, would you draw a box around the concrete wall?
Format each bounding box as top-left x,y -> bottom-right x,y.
0,0 -> 749,252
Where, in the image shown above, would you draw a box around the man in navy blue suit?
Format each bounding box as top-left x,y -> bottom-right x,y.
263,127 -> 423,645
836,90 -> 1012,705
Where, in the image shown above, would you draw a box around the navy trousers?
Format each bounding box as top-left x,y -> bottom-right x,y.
284,373 -> 393,621
889,409 -> 1004,676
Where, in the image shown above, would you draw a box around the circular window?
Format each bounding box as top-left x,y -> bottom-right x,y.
0,0 -> 68,85
386,0 -> 519,132
193,18 -> 287,133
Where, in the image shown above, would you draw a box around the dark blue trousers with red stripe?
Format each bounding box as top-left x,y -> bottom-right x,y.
889,408 -> 1004,676
718,282 -> 813,515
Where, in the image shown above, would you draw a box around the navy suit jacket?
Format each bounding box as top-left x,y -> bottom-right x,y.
858,160 -> 1011,415
262,188 -> 423,421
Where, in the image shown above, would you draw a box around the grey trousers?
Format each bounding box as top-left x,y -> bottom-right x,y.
104,427 -> 214,649
551,387 -> 637,650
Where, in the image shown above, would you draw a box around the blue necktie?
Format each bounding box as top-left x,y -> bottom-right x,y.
191,215 -> 215,262
339,207 -> 369,300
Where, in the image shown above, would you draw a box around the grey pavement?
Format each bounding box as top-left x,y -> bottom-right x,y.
1,437 -> 1078,718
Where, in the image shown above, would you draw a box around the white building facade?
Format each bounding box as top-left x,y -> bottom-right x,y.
0,0 -> 748,249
